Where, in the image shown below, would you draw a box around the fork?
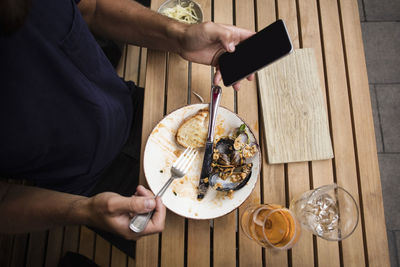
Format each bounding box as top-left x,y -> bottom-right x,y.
129,147 -> 197,233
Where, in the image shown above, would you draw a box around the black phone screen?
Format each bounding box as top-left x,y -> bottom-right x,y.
218,20 -> 293,86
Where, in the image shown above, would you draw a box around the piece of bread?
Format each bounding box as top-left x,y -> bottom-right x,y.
176,109 -> 209,148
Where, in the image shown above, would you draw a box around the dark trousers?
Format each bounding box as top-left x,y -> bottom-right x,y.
86,84 -> 144,258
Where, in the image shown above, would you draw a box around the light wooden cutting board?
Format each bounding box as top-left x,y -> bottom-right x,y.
257,48 -> 333,164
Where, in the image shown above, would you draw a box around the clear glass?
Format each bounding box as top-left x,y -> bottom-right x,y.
290,184 -> 359,241
241,204 -> 301,250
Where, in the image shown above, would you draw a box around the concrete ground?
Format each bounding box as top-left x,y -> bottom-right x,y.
357,0 -> 400,266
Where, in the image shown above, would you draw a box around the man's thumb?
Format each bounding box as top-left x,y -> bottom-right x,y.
111,196 -> 156,214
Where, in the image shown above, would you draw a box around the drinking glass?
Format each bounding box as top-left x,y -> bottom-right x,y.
241,204 -> 301,249
290,184 -> 359,241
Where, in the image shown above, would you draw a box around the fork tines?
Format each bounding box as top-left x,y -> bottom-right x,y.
173,147 -> 197,173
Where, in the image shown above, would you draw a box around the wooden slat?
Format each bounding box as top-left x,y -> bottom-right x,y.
212,0 -> 236,266
310,161 -> 340,267
187,220 -> 210,267
275,1 -> 314,267
160,53 -> 188,267
338,0 -> 390,266
235,0 -> 263,266
62,225 -> 80,255
287,163 -> 314,267
139,48 -> 147,88
255,1 -> 289,265
125,45 -> 141,84
256,0 -> 276,29
165,54 -> 189,115
213,214 -> 236,267
161,213 -> 185,267
135,47 -> 167,267
318,0 -> 365,265
44,227 -> 64,267
94,235 -> 111,267
78,226 -> 95,260
10,233 -> 29,267
213,0 -> 234,108
125,45 -> 139,84
111,246 -> 127,267
134,5 -> 167,267
128,256 -> 135,267
297,0 -> 340,266
260,147 -> 288,266
26,231 -> 47,267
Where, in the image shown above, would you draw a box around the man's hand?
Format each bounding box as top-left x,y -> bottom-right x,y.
179,22 -> 255,91
0,181 -> 165,240
88,185 -> 166,240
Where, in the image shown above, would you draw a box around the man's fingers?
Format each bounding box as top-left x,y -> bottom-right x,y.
108,195 -> 155,214
213,69 -> 253,91
206,23 -> 236,53
213,69 -> 222,86
143,197 -> 166,234
135,185 -> 154,197
233,82 -> 241,91
247,74 -> 255,81
219,24 -> 255,43
204,22 -> 240,53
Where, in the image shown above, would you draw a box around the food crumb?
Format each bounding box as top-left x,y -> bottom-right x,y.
160,170 -> 163,173
174,149 -> 182,157
195,213 -> 198,216
173,191 -> 177,196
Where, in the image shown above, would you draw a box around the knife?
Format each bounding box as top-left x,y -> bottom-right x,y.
197,85 -> 222,200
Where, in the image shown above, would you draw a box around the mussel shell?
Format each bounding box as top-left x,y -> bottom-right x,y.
209,170 -> 252,192
215,138 -> 235,165
215,138 -> 234,154
218,153 -> 231,166
231,150 -> 242,165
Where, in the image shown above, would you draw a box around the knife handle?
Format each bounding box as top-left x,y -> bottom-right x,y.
207,85 -> 222,142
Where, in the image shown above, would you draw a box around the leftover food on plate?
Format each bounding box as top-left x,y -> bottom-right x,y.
209,124 -> 258,192
195,124 -> 258,198
177,109 -> 258,197
144,104 -> 260,219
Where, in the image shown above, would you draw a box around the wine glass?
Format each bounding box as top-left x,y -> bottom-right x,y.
241,203 -> 301,249
290,184 -> 359,241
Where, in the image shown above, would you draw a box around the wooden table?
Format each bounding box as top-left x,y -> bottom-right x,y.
0,0 -> 390,266
135,0 -> 390,266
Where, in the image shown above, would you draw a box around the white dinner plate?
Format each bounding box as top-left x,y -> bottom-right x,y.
143,104 -> 261,219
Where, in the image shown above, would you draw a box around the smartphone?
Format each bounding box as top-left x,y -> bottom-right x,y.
218,19 -> 293,87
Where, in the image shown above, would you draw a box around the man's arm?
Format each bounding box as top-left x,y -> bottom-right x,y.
0,182 -> 165,240
0,181 -> 89,233
78,0 -> 184,54
77,0 -> 255,90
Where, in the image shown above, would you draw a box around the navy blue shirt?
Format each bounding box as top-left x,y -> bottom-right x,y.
0,0 -> 134,194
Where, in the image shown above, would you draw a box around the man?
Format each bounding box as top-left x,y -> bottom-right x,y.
0,0 -> 254,257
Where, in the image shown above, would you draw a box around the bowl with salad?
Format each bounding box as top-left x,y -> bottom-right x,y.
158,0 -> 203,24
